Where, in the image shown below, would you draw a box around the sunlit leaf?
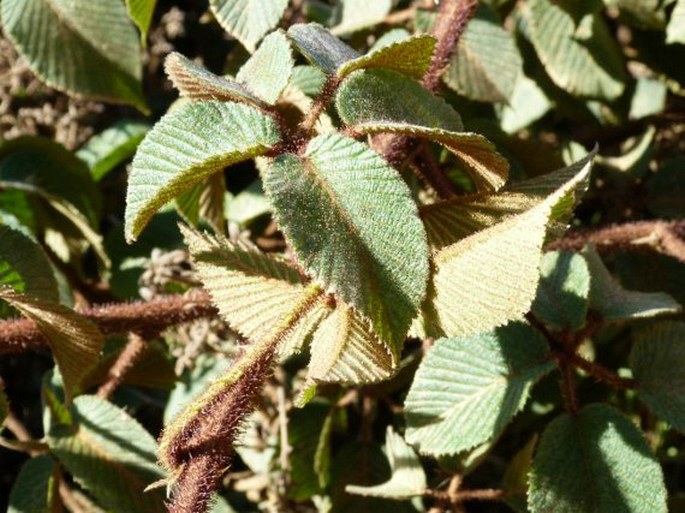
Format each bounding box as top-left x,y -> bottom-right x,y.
337,34 -> 436,79
287,23 -> 360,74
583,248 -> 681,320
428,151 -> 594,337
667,0 -> 685,44
1,0 -> 145,109
529,404 -> 667,513
176,173 -> 227,234
49,395 -> 166,513
330,0 -> 392,35
7,455 -> 55,513
210,0 -> 288,52
405,322 -> 554,455
499,75 -> 551,133
125,0 -> 158,44
630,321 -> 685,433
263,134 -> 429,357
236,30 -> 294,104
346,427 -> 426,498
0,288 -> 103,403
125,101 -> 281,241
290,65 -> 327,96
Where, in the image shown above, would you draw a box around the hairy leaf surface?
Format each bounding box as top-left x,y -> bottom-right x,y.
1,0 -> 145,109
210,0 -> 288,52
529,404 -> 667,513
236,30 -> 294,104
0,288 -> 103,402
405,322 -> 554,455
630,322 -> 685,433
346,427 -> 426,498
125,101 -> 281,241
263,134 -> 429,358
330,0 -> 392,35
49,395 -> 165,513
287,23 -> 360,74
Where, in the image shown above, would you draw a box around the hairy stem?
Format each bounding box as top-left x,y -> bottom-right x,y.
297,74 -> 342,143
96,331 -> 152,399
562,351 -> 637,390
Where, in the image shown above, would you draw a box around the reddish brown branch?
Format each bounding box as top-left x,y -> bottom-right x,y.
297,74 -> 342,143
548,220 -> 685,264
562,352 -> 637,390
0,291 -> 217,355
96,331 -> 153,399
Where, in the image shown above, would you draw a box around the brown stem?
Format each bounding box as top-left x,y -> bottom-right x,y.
547,220 -> 685,264
297,75 -> 342,143
96,331 -> 152,399
0,291 -> 217,355
562,352 -> 637,390
559,361 -> 580,416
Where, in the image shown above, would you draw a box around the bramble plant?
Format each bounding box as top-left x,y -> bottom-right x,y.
1,1 -> 685,513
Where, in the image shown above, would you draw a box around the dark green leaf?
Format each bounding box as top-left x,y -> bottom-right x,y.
288,402 -> 330,500
529,404 -> 667,513
7,455 -> 55,513
405,322 -> 555,455
646,157 -> 685,218
630,321 -> 685,433
1,0 -> 146,109
287,23 -> 360,74
0,381 -> 8,426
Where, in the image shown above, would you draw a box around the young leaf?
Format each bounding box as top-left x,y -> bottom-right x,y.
0,288 -> 104,403
516,0 -> 626,100
76,120 -> 150,181
0,224 -> 59,303
405,322 -> 555,456
210,0 -> 288,52
125,0 -> 157,44
529,404 -> 667,513
531,251 -> 591,331
330,0 -> 392,35
48,395 -> 166,513
287,23 -> 360,74
346,427 -> 427,499
337,34 -> 436,79
7,455 -> 56,513
444,12 -> 523,103
236,30 -> 294,105
262,134 -> 430,358
428,151 -> 594,337
1,0 -> 146,110
125,101 -> 281,241
583,248 -> 681,320
630,321 -> 685,433
307,302 -> 394,384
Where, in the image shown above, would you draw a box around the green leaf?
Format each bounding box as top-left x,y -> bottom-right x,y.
1,0 -> 146,110
629,78 -> 667,120
667,0 -> 685,44
517,0 -> 626,100
529,403 -> 667,513
499,75 -> 551,133
405,322 -> 554,456
307,302 -> 394,384
502,435 -> 537,513
336,69 -> 463,133
337,34 -> 436,79
532,251 -> 590,331
125,101 -> 281,241
125,0 -> 157,44
262,134 -> 430,358
210,0 -> 288,52
287,23 -> 360,74
583,247 -> 681,320
236,30 -> 294,104
176,173 -> 227,233
49,395 -> 166,513
76,120 -> 150,181
346,427 -> 426,499
0,288 -> 103,403
7,455 -> 56,513
0,224 -> 58,302
290,65 -> 327,96
0,381 -> 8,426
330,0 -> 392,35
445,10 -> 523,103
288,401 -> 330,500
426,151 -> 594,337
630,321 -> 685,433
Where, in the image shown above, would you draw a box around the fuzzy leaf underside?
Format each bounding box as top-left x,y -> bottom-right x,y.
287,23 -> 360,74
337,34 -> 436,79
262,134 -> 430,359
164,53 -> 266,105
210,0 -> 288,52
429,151 -> 594,338
125,101 -> 281,241
235,30 -> 294,104
405,322 -> 554,456
346,427 -> 427,498
630,321 -> 685,433
1,0 -> 145,109
0,288 -> 103,403
49,395 -> 165,513
583,248 -> 681,320
529,404 -> 667,513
